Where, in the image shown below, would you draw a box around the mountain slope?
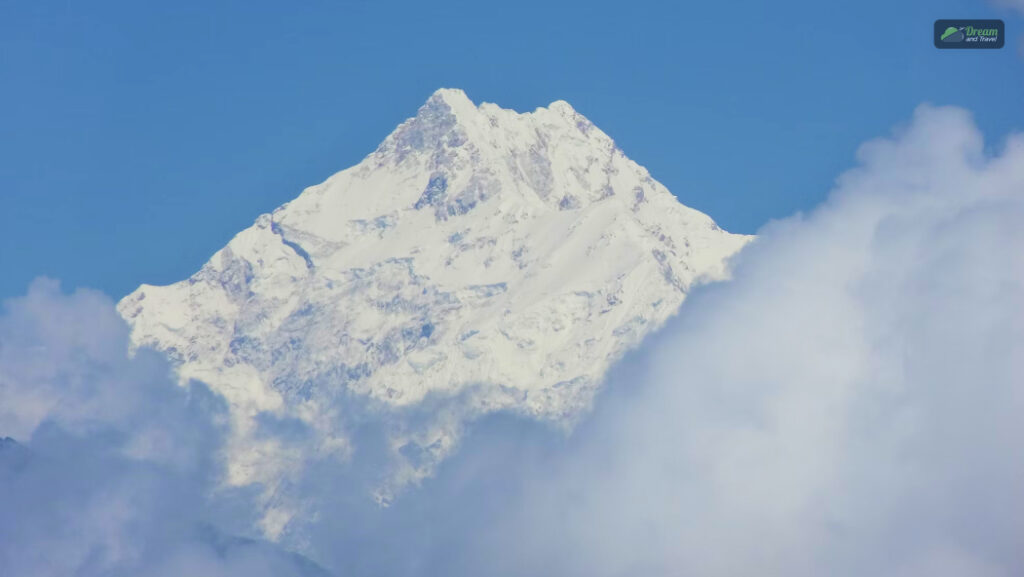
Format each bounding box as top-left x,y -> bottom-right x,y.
117,88 -> 751,531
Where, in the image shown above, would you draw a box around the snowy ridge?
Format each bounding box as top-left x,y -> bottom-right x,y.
117,88 -> 751,534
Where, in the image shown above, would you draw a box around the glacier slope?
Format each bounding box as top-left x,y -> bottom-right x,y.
118,88 -> 751,532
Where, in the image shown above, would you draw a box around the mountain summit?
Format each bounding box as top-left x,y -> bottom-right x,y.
118,88 -> 751,533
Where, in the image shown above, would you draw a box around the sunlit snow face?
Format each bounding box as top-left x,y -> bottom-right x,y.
112,88 -> 751,519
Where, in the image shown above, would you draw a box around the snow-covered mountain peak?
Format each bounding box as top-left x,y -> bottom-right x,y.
118,88 -> 751,532
355,88 -> 660,232
427,86 -> 477,112
418,87 -> 580,134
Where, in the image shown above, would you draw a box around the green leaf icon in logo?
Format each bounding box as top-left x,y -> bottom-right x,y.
941,26 -> 965,42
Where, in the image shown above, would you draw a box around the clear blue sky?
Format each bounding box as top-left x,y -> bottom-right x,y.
2,0 -> 1022,300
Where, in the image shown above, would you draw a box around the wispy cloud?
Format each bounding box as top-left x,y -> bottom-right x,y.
0,280 -> 327,576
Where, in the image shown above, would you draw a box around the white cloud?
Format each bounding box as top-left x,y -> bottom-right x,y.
0,280 -> 327,577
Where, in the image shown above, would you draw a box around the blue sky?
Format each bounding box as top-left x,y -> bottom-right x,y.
1,0 -> 1022,300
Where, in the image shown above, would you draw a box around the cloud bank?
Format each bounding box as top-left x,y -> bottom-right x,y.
0,280 -> 328,576
2,104 -> 1022,576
